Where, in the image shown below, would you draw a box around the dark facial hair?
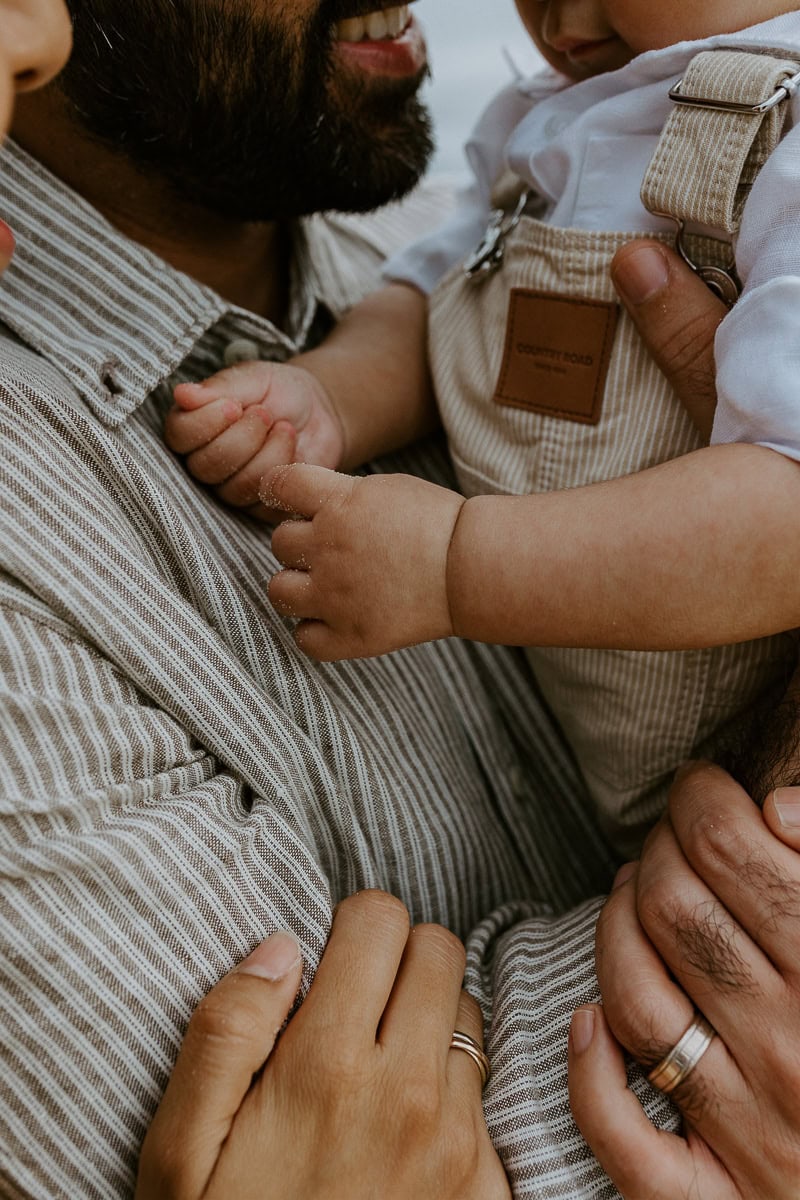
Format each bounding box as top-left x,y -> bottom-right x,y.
58,0 -> 434,220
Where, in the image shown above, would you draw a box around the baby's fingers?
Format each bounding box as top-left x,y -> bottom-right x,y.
187,407 -> 274,486
174,363 -> 273,412
165,396 -> 244,455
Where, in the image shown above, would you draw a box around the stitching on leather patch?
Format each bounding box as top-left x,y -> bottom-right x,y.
493,289 -> 619,425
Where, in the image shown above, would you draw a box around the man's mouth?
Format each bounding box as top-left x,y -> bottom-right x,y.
336,5 -> 412,43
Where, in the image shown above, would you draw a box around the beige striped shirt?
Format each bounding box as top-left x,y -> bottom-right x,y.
0,140 -> 674,1199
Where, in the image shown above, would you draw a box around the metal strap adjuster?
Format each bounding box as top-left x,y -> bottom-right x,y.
669,68 -> 800,115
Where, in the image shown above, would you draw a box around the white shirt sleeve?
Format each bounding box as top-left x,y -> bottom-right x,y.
712,114 -> 800,459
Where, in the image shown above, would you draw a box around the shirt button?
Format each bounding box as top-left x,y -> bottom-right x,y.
224,338 -> 261,367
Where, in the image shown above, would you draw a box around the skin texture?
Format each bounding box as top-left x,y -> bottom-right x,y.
570,764 -> 800,1198
136,892 -> 510,1200
514,0 -> 800,80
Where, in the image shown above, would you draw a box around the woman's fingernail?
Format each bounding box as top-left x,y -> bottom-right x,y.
236,932 -> 302,981
612,245 -> 670,305
570,1008 -> 596,1056
612,861 -> 638,890
773,787 -> 800,829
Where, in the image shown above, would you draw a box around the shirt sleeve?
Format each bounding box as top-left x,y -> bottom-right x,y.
712,114 -> 800,457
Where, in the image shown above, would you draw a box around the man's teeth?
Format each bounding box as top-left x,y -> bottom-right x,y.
336,5 -> 410,42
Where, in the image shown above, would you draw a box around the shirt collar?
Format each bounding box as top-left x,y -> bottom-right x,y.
0,139 -> 345,427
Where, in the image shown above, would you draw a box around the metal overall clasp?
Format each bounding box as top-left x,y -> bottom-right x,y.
652,214 -> 742,307
464,190 -> 530,281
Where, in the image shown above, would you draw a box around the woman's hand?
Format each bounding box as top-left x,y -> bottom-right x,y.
569,763 -> 800,1198
137,890 -> 510,1200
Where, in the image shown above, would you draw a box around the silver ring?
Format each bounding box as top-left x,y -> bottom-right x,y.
647,1013 -> 716,1095
449,1030 -> 491,1088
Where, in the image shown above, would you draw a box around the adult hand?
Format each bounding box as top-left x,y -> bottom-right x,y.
137,890 -> 509,1200
570,762 -> 800,1198
611,240 -> 728,441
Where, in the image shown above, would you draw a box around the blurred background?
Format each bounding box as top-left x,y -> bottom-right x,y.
420,1 -> 543,176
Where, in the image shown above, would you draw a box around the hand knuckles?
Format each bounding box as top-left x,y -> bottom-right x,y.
605,986 -> 676,1064
189,988 -> 265,1050
412,924 -> 467,974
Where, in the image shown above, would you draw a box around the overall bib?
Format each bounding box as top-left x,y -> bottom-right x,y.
429,51 -> 799,854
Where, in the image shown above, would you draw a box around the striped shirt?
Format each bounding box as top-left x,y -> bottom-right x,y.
0,139 -> 675,1199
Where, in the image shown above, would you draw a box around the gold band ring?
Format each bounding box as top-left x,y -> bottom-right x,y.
647,1013 -> 716,1095
449,1030 -> 491,1088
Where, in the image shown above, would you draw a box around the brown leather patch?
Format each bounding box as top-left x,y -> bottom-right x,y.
493,289 -> 619,424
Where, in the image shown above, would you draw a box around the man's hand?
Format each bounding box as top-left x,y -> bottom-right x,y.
569,763 -> 800,1198
164,362 -> 346,518
263,464 -> 465,661
137,892 -> 510,1200
611,240 -> 728,441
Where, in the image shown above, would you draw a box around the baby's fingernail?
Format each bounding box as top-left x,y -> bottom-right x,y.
570,1008 -> 596,1056
612,245 -> 670,305
773,787 -> 800,829
236,932 -> 302,981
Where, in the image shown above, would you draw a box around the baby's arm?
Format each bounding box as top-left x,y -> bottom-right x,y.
165,284 -> 437,513
264,442 -> 800,661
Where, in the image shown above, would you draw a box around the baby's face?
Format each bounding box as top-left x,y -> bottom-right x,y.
516,0 -> 800,80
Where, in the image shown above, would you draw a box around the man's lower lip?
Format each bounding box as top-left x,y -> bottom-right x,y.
334,16 -> 427,78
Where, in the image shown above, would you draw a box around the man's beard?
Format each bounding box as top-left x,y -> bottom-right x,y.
58,1 -> 434,221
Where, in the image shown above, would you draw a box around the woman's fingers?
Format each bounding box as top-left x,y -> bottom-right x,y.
292,891 -> 410,1052
379,923 -> 466,1075
136,933 -> 302,1200
611,240 -> 726,442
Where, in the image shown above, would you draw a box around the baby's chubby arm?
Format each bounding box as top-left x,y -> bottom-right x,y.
263,443 -> 800,662
164,284 -> 438,516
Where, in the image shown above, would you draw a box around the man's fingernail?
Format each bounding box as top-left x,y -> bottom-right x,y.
773,787 -> 800,829
570,1008 -> 596,1056
612,861 -> 637,890
236,932 -> 302,981
612,245 -> 670,305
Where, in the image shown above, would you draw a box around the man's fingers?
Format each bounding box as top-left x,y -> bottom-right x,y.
667,762 -> 800,975
137,933 -> 302,1199
568,1004 -> 730,1200
611,240 -> 727,441
764,786 -> 800,854
260,462 -> 354,518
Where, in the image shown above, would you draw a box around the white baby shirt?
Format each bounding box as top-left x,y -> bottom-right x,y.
390,11 -> 800,460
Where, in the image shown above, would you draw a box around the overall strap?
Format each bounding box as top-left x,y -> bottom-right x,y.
641,49 -> 800,299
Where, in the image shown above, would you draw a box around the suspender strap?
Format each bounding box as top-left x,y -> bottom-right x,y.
641,50 -> 800,236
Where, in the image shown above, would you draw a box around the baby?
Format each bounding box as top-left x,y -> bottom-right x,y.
166,0 -> 800,852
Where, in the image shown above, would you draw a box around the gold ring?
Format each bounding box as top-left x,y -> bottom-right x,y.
647,1013 -> 716,1095
449,1030 -> 491,1088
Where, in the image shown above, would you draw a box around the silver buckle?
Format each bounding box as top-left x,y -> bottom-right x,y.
669,68 -> 800,115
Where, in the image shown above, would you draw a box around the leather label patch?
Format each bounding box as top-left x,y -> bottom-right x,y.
493,289 -> 619,425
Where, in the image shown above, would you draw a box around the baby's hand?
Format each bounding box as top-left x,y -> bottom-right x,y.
263,464 -> 465,661
165,361 -> 345,518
